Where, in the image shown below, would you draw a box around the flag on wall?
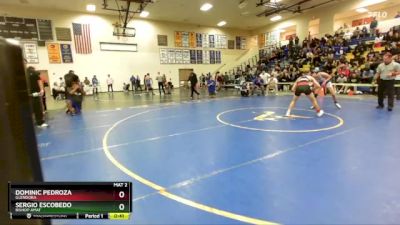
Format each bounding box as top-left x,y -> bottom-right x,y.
72,23 -> 92,54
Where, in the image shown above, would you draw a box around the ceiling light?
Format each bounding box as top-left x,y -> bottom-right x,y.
200,3 -> 213,11
86,4 -> 96,12
140,11 -> 149,17
270,15 -> 282,21
356,8 -> 368,13
217,21 -> 226,27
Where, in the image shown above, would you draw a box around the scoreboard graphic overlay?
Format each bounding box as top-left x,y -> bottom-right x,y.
8,182 -> 132,220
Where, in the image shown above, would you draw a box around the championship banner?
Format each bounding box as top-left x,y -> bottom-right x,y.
189,32 -> 196,48
182,32 -> 189,48
47,43 -> 61,63
203,50 -> 210,64
175,49 -> 183,64
202,33 -> 209,48
159,48 -> 168,64
209,35 -> 215,48
60,44 -> 73,63
175,31 -> 182,47
182,50 -> 190,64
196,50 -> 203,64
22,42 -> 39,64
215,51 -> 221,64
196,33 -> 202,48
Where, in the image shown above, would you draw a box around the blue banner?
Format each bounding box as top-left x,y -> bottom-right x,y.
210,50 -> 215,64
60,44 -> 73,63
196,50 -> 203,64
190,50 -> 197,64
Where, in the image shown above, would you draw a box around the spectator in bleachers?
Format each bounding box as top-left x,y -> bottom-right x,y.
361,26 -> 369,38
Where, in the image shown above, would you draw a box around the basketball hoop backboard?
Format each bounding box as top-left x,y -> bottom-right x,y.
113,25 -> 136,37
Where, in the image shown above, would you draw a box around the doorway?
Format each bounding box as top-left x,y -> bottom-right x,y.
179,68 -> 193,87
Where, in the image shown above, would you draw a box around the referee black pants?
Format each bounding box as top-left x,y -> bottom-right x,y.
378,79 -> 395,108
32,97 -> 44,126
191,86 -> 199,98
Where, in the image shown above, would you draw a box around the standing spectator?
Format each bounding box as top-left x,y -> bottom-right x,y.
374,52 -> 400,111
207,76 -> 216,98
40,74 -> 48,113
295,35 -> 299,46
156,72 -> 165,95
189,72 -> 200,99
370,17 -> 378,37
130,75 -> 136,92
106,74 -> 114,92
164,75 -> 171,95
144,73 -> 154,95
26,66 -> 48,127
92,75 -> 99,94
136,75 -> 142,91
216,71 -> 223,91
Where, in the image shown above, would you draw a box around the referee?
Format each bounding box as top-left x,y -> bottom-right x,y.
374,51 -> 400,111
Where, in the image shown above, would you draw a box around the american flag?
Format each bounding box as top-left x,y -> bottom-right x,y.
72,23 -> 92,54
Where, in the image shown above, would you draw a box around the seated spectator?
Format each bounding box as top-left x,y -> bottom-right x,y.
123,83 -> 130,92
266,75 -> 278,95
52,82 -> 65,100
83,77 -> 90,86
336,73 -> 347,94
251,76 -> 265,96
345,72 -> 361,94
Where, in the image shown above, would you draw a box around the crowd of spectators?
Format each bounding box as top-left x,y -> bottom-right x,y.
222,20 -> 400,97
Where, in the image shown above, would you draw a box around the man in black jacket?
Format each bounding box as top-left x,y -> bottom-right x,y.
26,66 -> 48,127
189,72 -> 200,99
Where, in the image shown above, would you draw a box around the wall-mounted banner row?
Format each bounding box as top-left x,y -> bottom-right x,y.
160,48 -> 221,64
